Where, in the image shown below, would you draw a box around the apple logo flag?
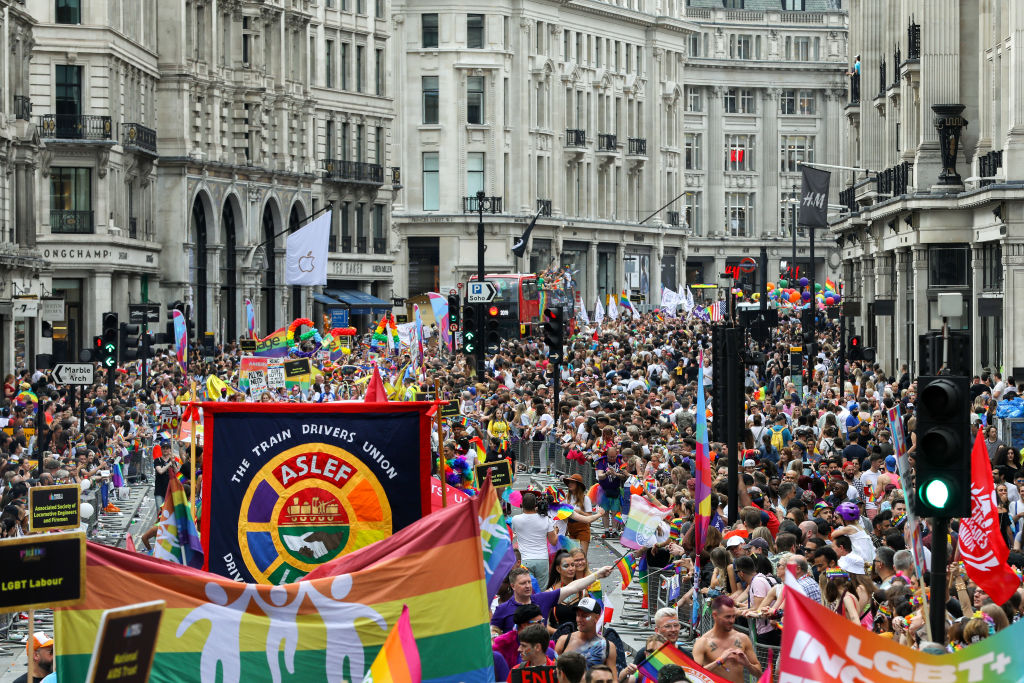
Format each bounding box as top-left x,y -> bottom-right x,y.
285,210 -> 332,286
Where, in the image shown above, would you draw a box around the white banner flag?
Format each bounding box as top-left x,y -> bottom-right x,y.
593,296 -> 605,325
285,210 -> 332,285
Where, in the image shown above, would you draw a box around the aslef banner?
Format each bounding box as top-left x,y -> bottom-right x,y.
798,163 -> 831,229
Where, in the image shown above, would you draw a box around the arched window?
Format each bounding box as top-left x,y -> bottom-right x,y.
191,198 -> 208,339
262,203 -> 278,333
221,201 -> 237,339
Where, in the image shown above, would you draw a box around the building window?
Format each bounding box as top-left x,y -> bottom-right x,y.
375,126 -> 384,165
723,88 -> 755,114
725,134 -> 754,171
467,76 -> 485,124
422,13 -> 438,48
685,192 -> 702,236
780,135 -> 815,172
724,0 -> 744,8
356,124 -> 364,162
783,0 -> 805,9
50,167 -> 92,233
725,193 -> 754,237
740,89 -> 756,114
325,40 -> 334,88
55,65 -> 82,119
376,0 -> 385,18
685,133 -> 702,170
797,89 -> 816,115
983,243 -> 1003,291
779,190 -> 798,236
422,76 -> 439,124
341,43 -> 349,89
373,204 -> 386,252
341,122 -> 350,160
55,0 -> 80,24
730,34 -> 752,60
341,201 -> 351,250
326,119 -> 335,157
467,152 -> 485,196
688,33 -> 700,58
780,89 -> 796,115
357,0 -> 366,14
375,48 -> 384,95
928,245 -> 969,288
356,46 -> 365,92
467,14 -> 485,49
686,86 -> 703,112
792,37 -> 812,61
423,153 -> 439,211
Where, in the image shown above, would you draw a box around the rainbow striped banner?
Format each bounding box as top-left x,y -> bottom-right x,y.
56,489 -> 494,683
364,604 -> 421,683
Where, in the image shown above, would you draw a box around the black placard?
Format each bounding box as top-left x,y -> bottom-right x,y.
239,339 -> 257,353
440,401 -> 461,418
283,358 -> 311,378
28,483 -> 81,532
85,601 -> 165,683
0,532 -> 85,612
509,666 -> 558,683
475,459 -> 514,488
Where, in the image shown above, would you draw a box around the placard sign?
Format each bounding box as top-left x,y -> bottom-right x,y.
284,358 -> 311,378
247,370 -> 268,394
84,600 -> 165,683
267,366 -> 286,389
509,666 -> 558,683
474,459 -> 514,488
440,401 -> 461,419
0,532 -> 85,612
239,339 -> 257,353
28,483 -> 81,532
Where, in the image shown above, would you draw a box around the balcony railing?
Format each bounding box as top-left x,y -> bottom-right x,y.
597,133 -> 617,151
894,44 -> 902,81
341,235 -> 352,252
356,237 -> 368,254
839,187 -> 856,214
565,128 -> 586,147
122,122 -> 157,154
50,210 -> 93,234
39,114 -> 112,140
876,161 -> 911,196
907,20 -> 921,60
13,95 -> 30,121
628,137 -> 647,156
537,199 -> 552,216
979,150 -> 1003,186
462,195 -> 503,213
878,59 -> 886,97
667,211 -> 681,227
321,159 -> 384,185
129,217 -> 138,239
373,237 -> 387,254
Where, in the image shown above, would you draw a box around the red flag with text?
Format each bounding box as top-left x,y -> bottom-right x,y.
958,430 -> 1021,605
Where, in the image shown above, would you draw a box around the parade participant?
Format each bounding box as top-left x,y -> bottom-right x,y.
564,473 -> 603,554
553,597 -> 618,678
507,624 -> 557,681
13,632 -> 54,683
491,565 -> 614,633
692,596 -> 761,683
510,492 -> 558,586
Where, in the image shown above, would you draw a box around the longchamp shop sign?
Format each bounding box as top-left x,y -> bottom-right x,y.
40,246 -> 158,268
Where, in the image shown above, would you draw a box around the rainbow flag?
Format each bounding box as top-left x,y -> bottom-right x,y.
638,553 -> 649,609
14,389 -> 38,412
469,436 -> 487,464
172,309 -> 189,370
694,351 -> 713,552
638,643 -> 729,683
152,476 -> 204,569
619,290 -> 635,319
252,326 -> 289,358
110,462 -> 125,489
478,480 -> 515,599
56,487 -> 494,683
364,604 -> 421,683
427,292 -> 452,352
245,298 -> 256,339
621,494 -> 671,551
615,553 -> 638,589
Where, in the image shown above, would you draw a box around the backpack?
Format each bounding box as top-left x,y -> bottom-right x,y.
602,626 -> 629,673
770,426 -> 785,452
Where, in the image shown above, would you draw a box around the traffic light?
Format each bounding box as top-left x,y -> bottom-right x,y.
914,375 -> 971,518
448,295 -> 460,330
485,305 -> 502,353
542,307 -> 564,363
801,309 -> 815,347
119,322 -> 141,361
862,346 -> 877,363
462,303 -> 479,356
849,335 -> 862,361
100,313 -> 118,369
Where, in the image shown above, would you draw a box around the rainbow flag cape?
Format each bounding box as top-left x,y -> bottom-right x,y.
694,351 -> 713,552
478,480 -> 515,599
56,485 -> 494,683
364,604 -> 421,683
152,476 -> 204,569
110,462 -> 126,489
614,553 -> 638,589
638,642 -> 730,683
14,389 -> 38,412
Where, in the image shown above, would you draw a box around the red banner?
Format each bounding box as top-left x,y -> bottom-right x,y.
958,430 -> 1020,604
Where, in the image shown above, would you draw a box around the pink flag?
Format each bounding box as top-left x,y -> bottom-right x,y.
958,430 -> 1021,604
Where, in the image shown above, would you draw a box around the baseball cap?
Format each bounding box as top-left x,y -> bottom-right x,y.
743,458 -> 756,467
576,596 -> 603,614
27,632 -> 53,652
726,536 -> 745,548
884,455 -> 897,472
744,538 -> 770,551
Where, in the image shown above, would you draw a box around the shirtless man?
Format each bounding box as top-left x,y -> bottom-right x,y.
554,597 -> 617,679
692,596 -> 761,683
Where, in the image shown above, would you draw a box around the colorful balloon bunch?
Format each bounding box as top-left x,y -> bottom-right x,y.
763,278 -> 842,309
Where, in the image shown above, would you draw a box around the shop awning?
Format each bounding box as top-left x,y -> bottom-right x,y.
312,292 -> 343,306
324,289 -> 391,314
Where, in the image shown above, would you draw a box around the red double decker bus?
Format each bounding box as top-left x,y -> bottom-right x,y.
468,273 -> 577,337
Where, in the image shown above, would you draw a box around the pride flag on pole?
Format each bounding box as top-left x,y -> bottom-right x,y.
151,476 -> 204,569
638,642 -> 730,683
245,298 -> 256,339
478,480 -> 515,599
619,290 -> 635,319
694,350 -> 713,551
362,605 -> 421,683
172,309 -> 188,372
614,553 -> 638,589
621,494 -> 672,550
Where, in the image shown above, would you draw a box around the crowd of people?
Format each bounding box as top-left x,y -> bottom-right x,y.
3,301 -> 1024,682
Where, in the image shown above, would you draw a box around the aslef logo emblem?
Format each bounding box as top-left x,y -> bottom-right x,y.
298,251 -> 316,273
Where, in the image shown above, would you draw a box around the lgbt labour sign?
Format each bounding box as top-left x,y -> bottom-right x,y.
201,403 -> 433,584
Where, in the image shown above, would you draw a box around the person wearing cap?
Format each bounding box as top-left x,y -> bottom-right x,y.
13,632 -> 54,683
553,596 -> 617,677
873,456 -> 901,499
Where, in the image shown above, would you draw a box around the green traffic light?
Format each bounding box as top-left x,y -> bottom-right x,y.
920,479 -> 951,510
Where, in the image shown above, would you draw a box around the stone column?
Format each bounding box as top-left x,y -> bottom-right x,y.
587,242 -> 598,309
916,0 -> 961,186
615,243 -> 625,293
1006,4 -> 1024,173
1003,241 -> 1024,373
894,248 -> 909,374
707,87 -> 724,236
911,246 -> 929,373
650,238 -> 663,307
761,89 -> 780,236
874,253 -> 893,374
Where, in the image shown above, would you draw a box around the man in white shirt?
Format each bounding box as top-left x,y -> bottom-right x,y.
510,492 -> 557,587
